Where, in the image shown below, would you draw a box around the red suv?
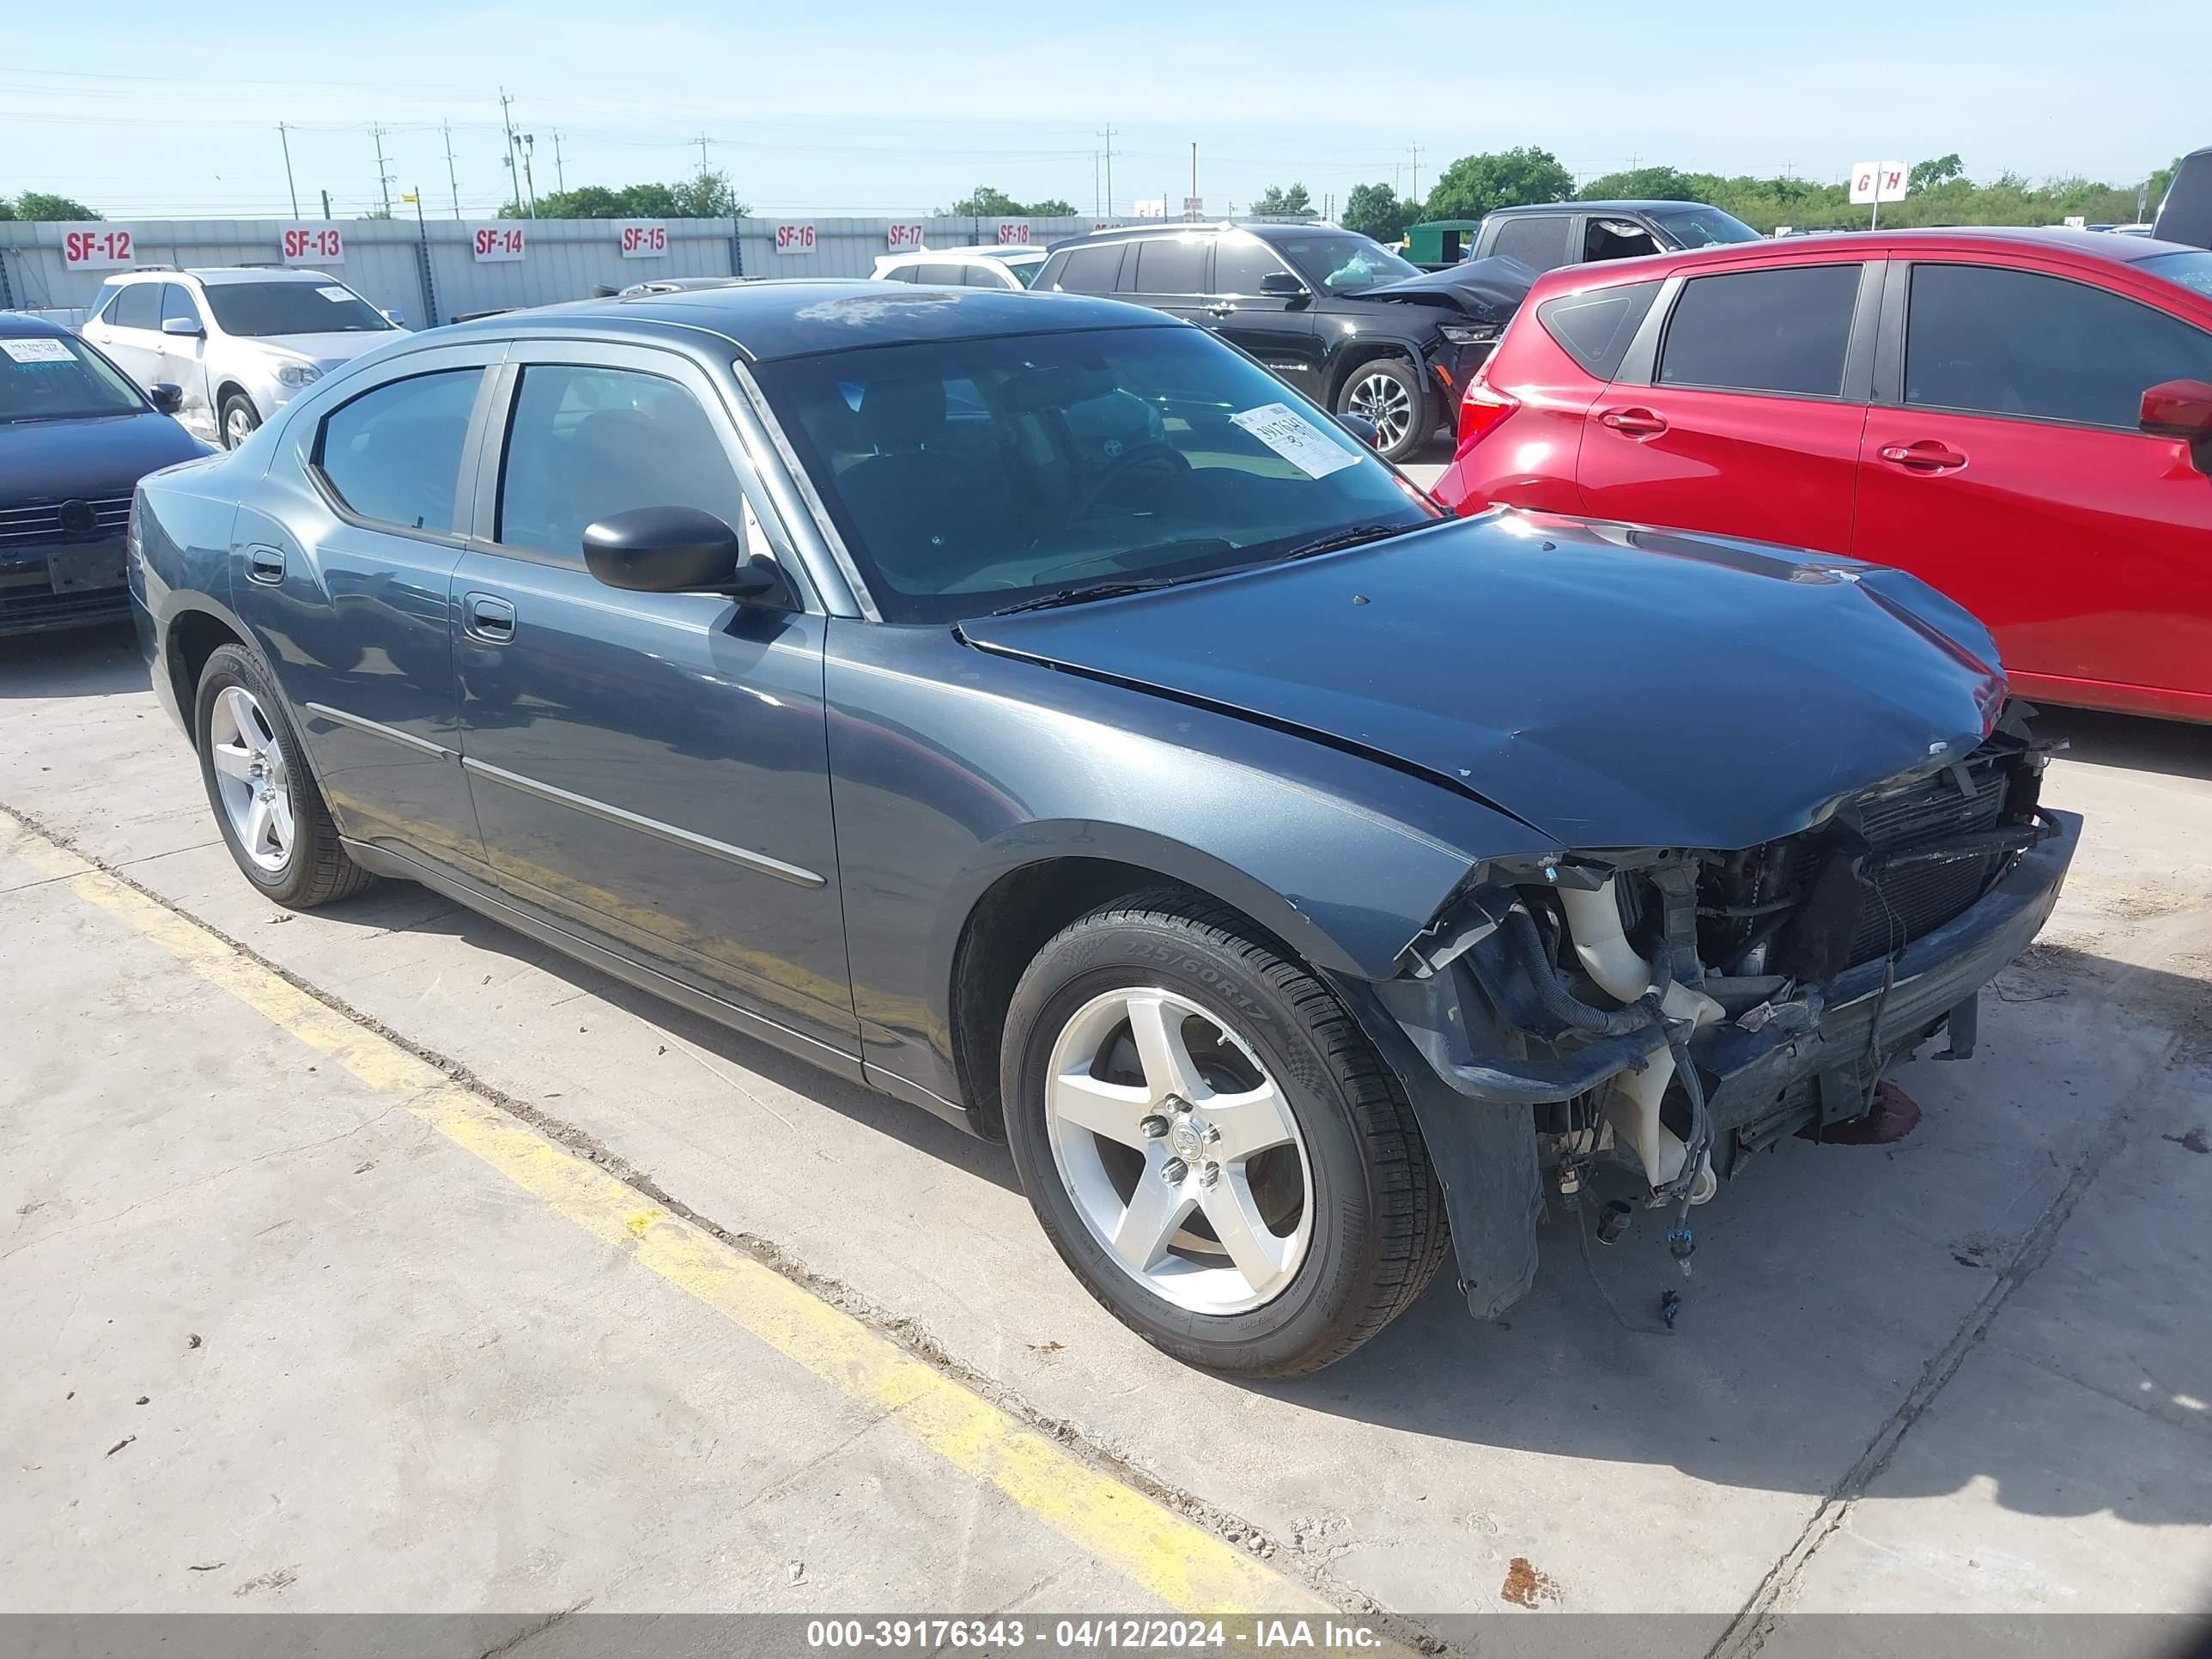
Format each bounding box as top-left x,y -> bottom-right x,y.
1434,229 -> 2212,723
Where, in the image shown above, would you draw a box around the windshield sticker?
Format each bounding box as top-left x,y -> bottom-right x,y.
316,286 -> 353,302
2,337 -> 74,364
1230,401 -> 1361,478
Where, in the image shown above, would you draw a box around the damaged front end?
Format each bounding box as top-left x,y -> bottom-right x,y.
1352,714 -> 2079,1321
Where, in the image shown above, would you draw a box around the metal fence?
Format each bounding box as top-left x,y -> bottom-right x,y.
0,215 -> 1114,328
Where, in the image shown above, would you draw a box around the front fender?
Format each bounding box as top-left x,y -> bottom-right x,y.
824,622 -> 1553,1102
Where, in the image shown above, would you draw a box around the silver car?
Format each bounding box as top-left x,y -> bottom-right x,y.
80,267 -> 405,449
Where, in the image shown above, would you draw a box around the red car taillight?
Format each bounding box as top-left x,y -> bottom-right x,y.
1456,374 -> 1521,448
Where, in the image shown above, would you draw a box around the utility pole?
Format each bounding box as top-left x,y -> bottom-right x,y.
520,132 -> 539,216
1409,142 -> 1422,206
1098,124 -> 1115,216
1189,141 -> 1198,221
552,130 -> 566,193
277,124 -> 300,218
500,90 -> 524,217
371,125 -> 394,218
320,189 -> 331,219
698,134 -> 713,176
442,122 -> 462,218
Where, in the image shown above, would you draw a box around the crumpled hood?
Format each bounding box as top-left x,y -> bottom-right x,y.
0,410 -> 210,507
1358,255 -> 1537,325
958,511 -> 2009,852
252,331 -> 397,373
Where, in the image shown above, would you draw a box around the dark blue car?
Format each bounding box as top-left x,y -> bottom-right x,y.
2,313 -> 208,636
130,282 -> 2077,1375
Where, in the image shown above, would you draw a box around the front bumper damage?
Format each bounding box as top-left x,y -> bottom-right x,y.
1340,806 -> 2079,1322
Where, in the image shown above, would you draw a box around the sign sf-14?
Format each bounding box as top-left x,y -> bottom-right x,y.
474,226 -> 526,263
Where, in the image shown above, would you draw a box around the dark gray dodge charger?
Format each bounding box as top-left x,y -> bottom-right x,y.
131,281 -> 2078,1376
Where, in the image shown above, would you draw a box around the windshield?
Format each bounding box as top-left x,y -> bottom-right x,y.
1648,207 -> 1762,247
755,322 -> 1439,623
201,281 -> 391,337
0,332 -> 147,423
1271,232 -> 1421,294
2142,248 -> 2212,299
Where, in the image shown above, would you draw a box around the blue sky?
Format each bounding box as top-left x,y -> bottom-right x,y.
3,0 -> 2202,222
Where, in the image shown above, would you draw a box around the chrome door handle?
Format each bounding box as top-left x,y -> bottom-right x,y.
463,592 -> 515,643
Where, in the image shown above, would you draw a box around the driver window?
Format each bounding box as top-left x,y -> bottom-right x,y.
496,364 -> 752,564
1585,219 -> 1661,263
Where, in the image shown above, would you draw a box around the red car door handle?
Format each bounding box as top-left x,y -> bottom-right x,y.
1877,441 -> 1968,471
1599,407 -> 1668,437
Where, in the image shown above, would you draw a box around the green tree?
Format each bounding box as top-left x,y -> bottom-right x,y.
1908,154 -> 1965,192
10,191 -> 101,221
938,185 -> 1073,217
1424,148 -> 1573,222
1340,182 -> 1410,243
501,172 -> 744,221
1578,166 -> 1699,203
1252,182 -> 1312,216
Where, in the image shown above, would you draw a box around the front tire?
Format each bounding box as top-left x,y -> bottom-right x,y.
1336,357 -> 1428,463
1001,889 -> 1448,1376
194,644 -> 372,908
220,392 -> 262,451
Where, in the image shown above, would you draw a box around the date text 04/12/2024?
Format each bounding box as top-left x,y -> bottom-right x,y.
803,1619 -> 1388,1650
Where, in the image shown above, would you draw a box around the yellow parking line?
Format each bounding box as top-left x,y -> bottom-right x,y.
1,809 -> 1340,1620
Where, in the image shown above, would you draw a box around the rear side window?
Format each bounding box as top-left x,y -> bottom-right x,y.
497,364 -> 749,562
911,264 -> 969,287
1658,264 -> 1862,397
1131,236 -> 1208,295
1537,280 -> 1662,380
1489,216 -> 1576,274
1051,244 -> 1124,295
111,283 -> 159,331
316,368 -> 482,533
1905,263 -> 2212,429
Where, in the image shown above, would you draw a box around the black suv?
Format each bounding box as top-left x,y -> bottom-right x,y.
1032,221 -> 1530,460
1472,199 -> 1762,276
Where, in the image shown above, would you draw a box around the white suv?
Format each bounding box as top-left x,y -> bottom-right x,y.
872,246 -> 1048,289
81,267 -> 405,449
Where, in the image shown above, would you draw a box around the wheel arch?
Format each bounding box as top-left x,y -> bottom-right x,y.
942,830 -> 1372,1139
1323,336 -> 1423,405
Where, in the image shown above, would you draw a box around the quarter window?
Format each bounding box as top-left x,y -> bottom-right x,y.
1489,216 -> 1577,274
911,264 -> 969,286
1538,280 -> 1662,380
317,369 -> 483,533
1658,264 -> 1862,397
1904,263 -> 2212,428
497,364 -> 749,562
1130,236 -> 1208,295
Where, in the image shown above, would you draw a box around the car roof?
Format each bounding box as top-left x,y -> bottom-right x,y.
439,280 -> 1169,362
105,266 -> 334,285
889,246 -> 1046,260
1525,224 -> 2205,299
0,311 -> 75,339
1490,200 -> 1698,216
1047,219 -> 1340,247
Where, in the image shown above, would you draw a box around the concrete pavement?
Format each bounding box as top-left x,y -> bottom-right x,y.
3,620 -> 2209,1644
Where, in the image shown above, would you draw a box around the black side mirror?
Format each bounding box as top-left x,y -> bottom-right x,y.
1259,270 -> 1307,298
147,382 -> 185,416
582,506 -> 785,601
1335,412 -> 1381,448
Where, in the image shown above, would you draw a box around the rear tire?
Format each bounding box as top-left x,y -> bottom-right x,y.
1336,357 -> 1429,463
193,644 -> 372,908
1000,888 -> 1448,1376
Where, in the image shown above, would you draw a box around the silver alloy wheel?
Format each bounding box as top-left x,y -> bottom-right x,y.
1346,370 -> 1414,453
225,404 -> 257,449
207,684 -> 295,872
1042,987 -> 1314,1316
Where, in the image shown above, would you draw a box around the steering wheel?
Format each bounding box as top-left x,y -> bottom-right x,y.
1067,441 -> 1191,521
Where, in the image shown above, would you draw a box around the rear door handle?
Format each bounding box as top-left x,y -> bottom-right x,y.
1599,406 -> 1668,437
1877,441 -> 1968,472
463,592 -> 516,643
1206,301 -> 1235,317
246,544 -> 284,585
